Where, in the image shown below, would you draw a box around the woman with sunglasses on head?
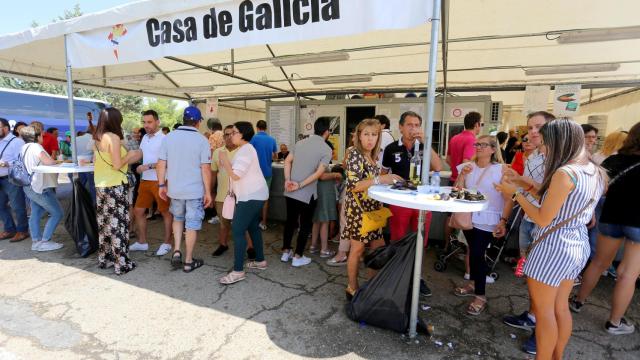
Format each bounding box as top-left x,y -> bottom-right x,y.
497,119 -> 606,359
453,135 -> 513,315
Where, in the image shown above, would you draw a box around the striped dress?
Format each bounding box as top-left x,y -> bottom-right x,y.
524,163 -> 604,287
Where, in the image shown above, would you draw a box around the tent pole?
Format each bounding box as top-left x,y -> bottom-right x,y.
409,0 -> 441,340
64,34 -> 77,165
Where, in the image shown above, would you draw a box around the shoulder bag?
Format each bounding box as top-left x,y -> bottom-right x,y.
8,144 -> 39,187
222,177 -> 236,220
448,165 -> 490,230
353,191 -> 392,236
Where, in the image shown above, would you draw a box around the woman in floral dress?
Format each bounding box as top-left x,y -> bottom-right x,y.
343,119 -> 402,299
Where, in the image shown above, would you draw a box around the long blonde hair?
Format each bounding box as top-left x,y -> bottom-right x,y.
600,131 -> 627,157
353,119 -> 382,162
474,135 -> 504,164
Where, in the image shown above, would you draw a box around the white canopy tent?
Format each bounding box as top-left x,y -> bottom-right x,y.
1,0 -> 640,109
1,0 -> 639,340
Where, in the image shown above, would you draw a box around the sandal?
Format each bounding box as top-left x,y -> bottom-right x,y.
247,260 -> 268,270
171,250 -> 182,269
183,258 -> 204,273
326,256 -> 348,267
346,286 -> 357,301
219,271 -> 246,284
467,296 -> 487,316
320,249 -> 336,258
454,283 -> 475,297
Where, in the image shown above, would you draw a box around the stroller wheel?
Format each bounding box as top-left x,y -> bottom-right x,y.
489,272 -> 499,281
434,260 -> 447,272
438,254 -> 447,261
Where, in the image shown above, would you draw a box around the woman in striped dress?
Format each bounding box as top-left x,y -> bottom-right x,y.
497,119 -> 605,359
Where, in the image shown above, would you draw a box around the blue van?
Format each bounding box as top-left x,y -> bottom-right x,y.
0,88 -> 109,134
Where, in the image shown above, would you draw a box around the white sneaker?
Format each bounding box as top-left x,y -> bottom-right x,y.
259,223 -> 267,231
155,243 -> 172,256
464,273 -> 470,280
129,242 -> 149,251
486,275 -> 495,284
37,241 -> 63,252
208,216 -> 220,225
280,250 -> 293,262
31,241 -> 41,251
292,255 -> 312,267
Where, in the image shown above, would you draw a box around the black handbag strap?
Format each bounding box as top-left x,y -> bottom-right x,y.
609,162 -> 640,187
94,143 -> 129,178
0,136 -> 16,160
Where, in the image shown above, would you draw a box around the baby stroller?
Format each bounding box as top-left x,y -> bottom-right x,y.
433,206 -> 523,281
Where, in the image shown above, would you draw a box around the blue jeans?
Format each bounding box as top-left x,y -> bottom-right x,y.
23,187 -> 64,241
599,222 -> 640,243
519,219 -> 536,252
0,177 -> 29,233
232,200 -> 265,271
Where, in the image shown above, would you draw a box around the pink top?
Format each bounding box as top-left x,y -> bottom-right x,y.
447,130 -> 476,181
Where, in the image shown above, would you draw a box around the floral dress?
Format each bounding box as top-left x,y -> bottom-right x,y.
341,148 -> 383,244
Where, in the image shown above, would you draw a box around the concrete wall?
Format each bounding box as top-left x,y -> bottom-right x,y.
196,103 -> 265,133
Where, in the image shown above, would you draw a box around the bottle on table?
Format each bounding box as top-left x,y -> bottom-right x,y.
409,142 -> 422,185
430,171 -> 440,194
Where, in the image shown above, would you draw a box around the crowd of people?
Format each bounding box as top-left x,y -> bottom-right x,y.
0,104 -> 638,358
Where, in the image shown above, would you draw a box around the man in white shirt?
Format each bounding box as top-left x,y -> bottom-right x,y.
0,118 -> 29,242
130,110 -> 173,256
375,115 -> 395,167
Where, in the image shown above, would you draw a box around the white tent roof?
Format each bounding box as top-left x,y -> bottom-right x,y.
1,0 -> 639,108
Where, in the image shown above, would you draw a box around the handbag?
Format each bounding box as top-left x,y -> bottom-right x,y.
8,144 -> 39,187
353,191 -> 392,236
222,178 -> 236,220
94,145 -> 137,188
448,165 -> 490,230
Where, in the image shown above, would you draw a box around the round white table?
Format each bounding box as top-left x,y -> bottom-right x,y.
33,163 -> 94,174
368,185 -> 488,213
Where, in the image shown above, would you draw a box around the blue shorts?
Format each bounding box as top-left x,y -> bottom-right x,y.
170,198 -> 204,231
599,222 -> 640,243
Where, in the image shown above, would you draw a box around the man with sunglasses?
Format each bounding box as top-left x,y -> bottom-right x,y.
0,118 -> 29,243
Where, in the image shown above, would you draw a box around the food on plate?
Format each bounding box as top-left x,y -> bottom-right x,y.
390,180 -> 417,191
449,187 -> 486,201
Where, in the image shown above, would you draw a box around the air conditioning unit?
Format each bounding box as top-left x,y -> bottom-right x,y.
490,101 -> 503,124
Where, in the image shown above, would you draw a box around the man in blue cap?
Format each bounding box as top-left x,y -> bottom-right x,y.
157,106 -> 212,273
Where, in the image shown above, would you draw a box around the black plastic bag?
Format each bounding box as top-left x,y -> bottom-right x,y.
346,232 -> 429,335
364,243 -> 397,270
64,178 -> 99,257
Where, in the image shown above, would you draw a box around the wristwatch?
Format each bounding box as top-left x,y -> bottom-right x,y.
158,183 -> 166,188
511,191 -> 519,201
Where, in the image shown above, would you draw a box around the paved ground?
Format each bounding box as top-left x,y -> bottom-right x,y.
0,186 -> 638,359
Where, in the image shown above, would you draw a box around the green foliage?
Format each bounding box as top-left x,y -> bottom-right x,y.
145,98 -> 184,128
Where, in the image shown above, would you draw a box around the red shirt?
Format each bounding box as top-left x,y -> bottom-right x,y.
511,151 -> 525,176
42,133 -> 59,156
447,130 -> 476,181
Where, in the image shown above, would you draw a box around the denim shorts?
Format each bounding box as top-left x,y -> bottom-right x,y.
169,198 -> 204,231
599,222 -> 640,243
519,218 -> 536,251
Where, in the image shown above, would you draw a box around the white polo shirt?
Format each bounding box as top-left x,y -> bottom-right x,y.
139,131 -> 165,181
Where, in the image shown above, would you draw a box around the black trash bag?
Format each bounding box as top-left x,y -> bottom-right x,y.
64,178 -> 99,257
364,242 -> 397,270
346,232 -> 429,335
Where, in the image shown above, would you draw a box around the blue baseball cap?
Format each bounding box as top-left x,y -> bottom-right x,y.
183,106 -> 202,121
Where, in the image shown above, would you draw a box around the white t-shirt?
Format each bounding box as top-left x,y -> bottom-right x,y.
378,129 -> 395,167
456,162 -> 505,233
139,131 -> 165,181
22,143 -> 57,194
231,144 -> 269,202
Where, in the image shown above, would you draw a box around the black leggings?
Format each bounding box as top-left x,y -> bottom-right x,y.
283,196 -> 317,256
463,227 -> 494,296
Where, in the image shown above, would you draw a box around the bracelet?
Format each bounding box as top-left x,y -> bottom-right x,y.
158,183 -> 166,188
511,191 -> 519,201
500,217 -> 508,223
374,176 -> 380,185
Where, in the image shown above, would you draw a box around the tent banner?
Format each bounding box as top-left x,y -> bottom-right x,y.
67,0 -> 433,68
